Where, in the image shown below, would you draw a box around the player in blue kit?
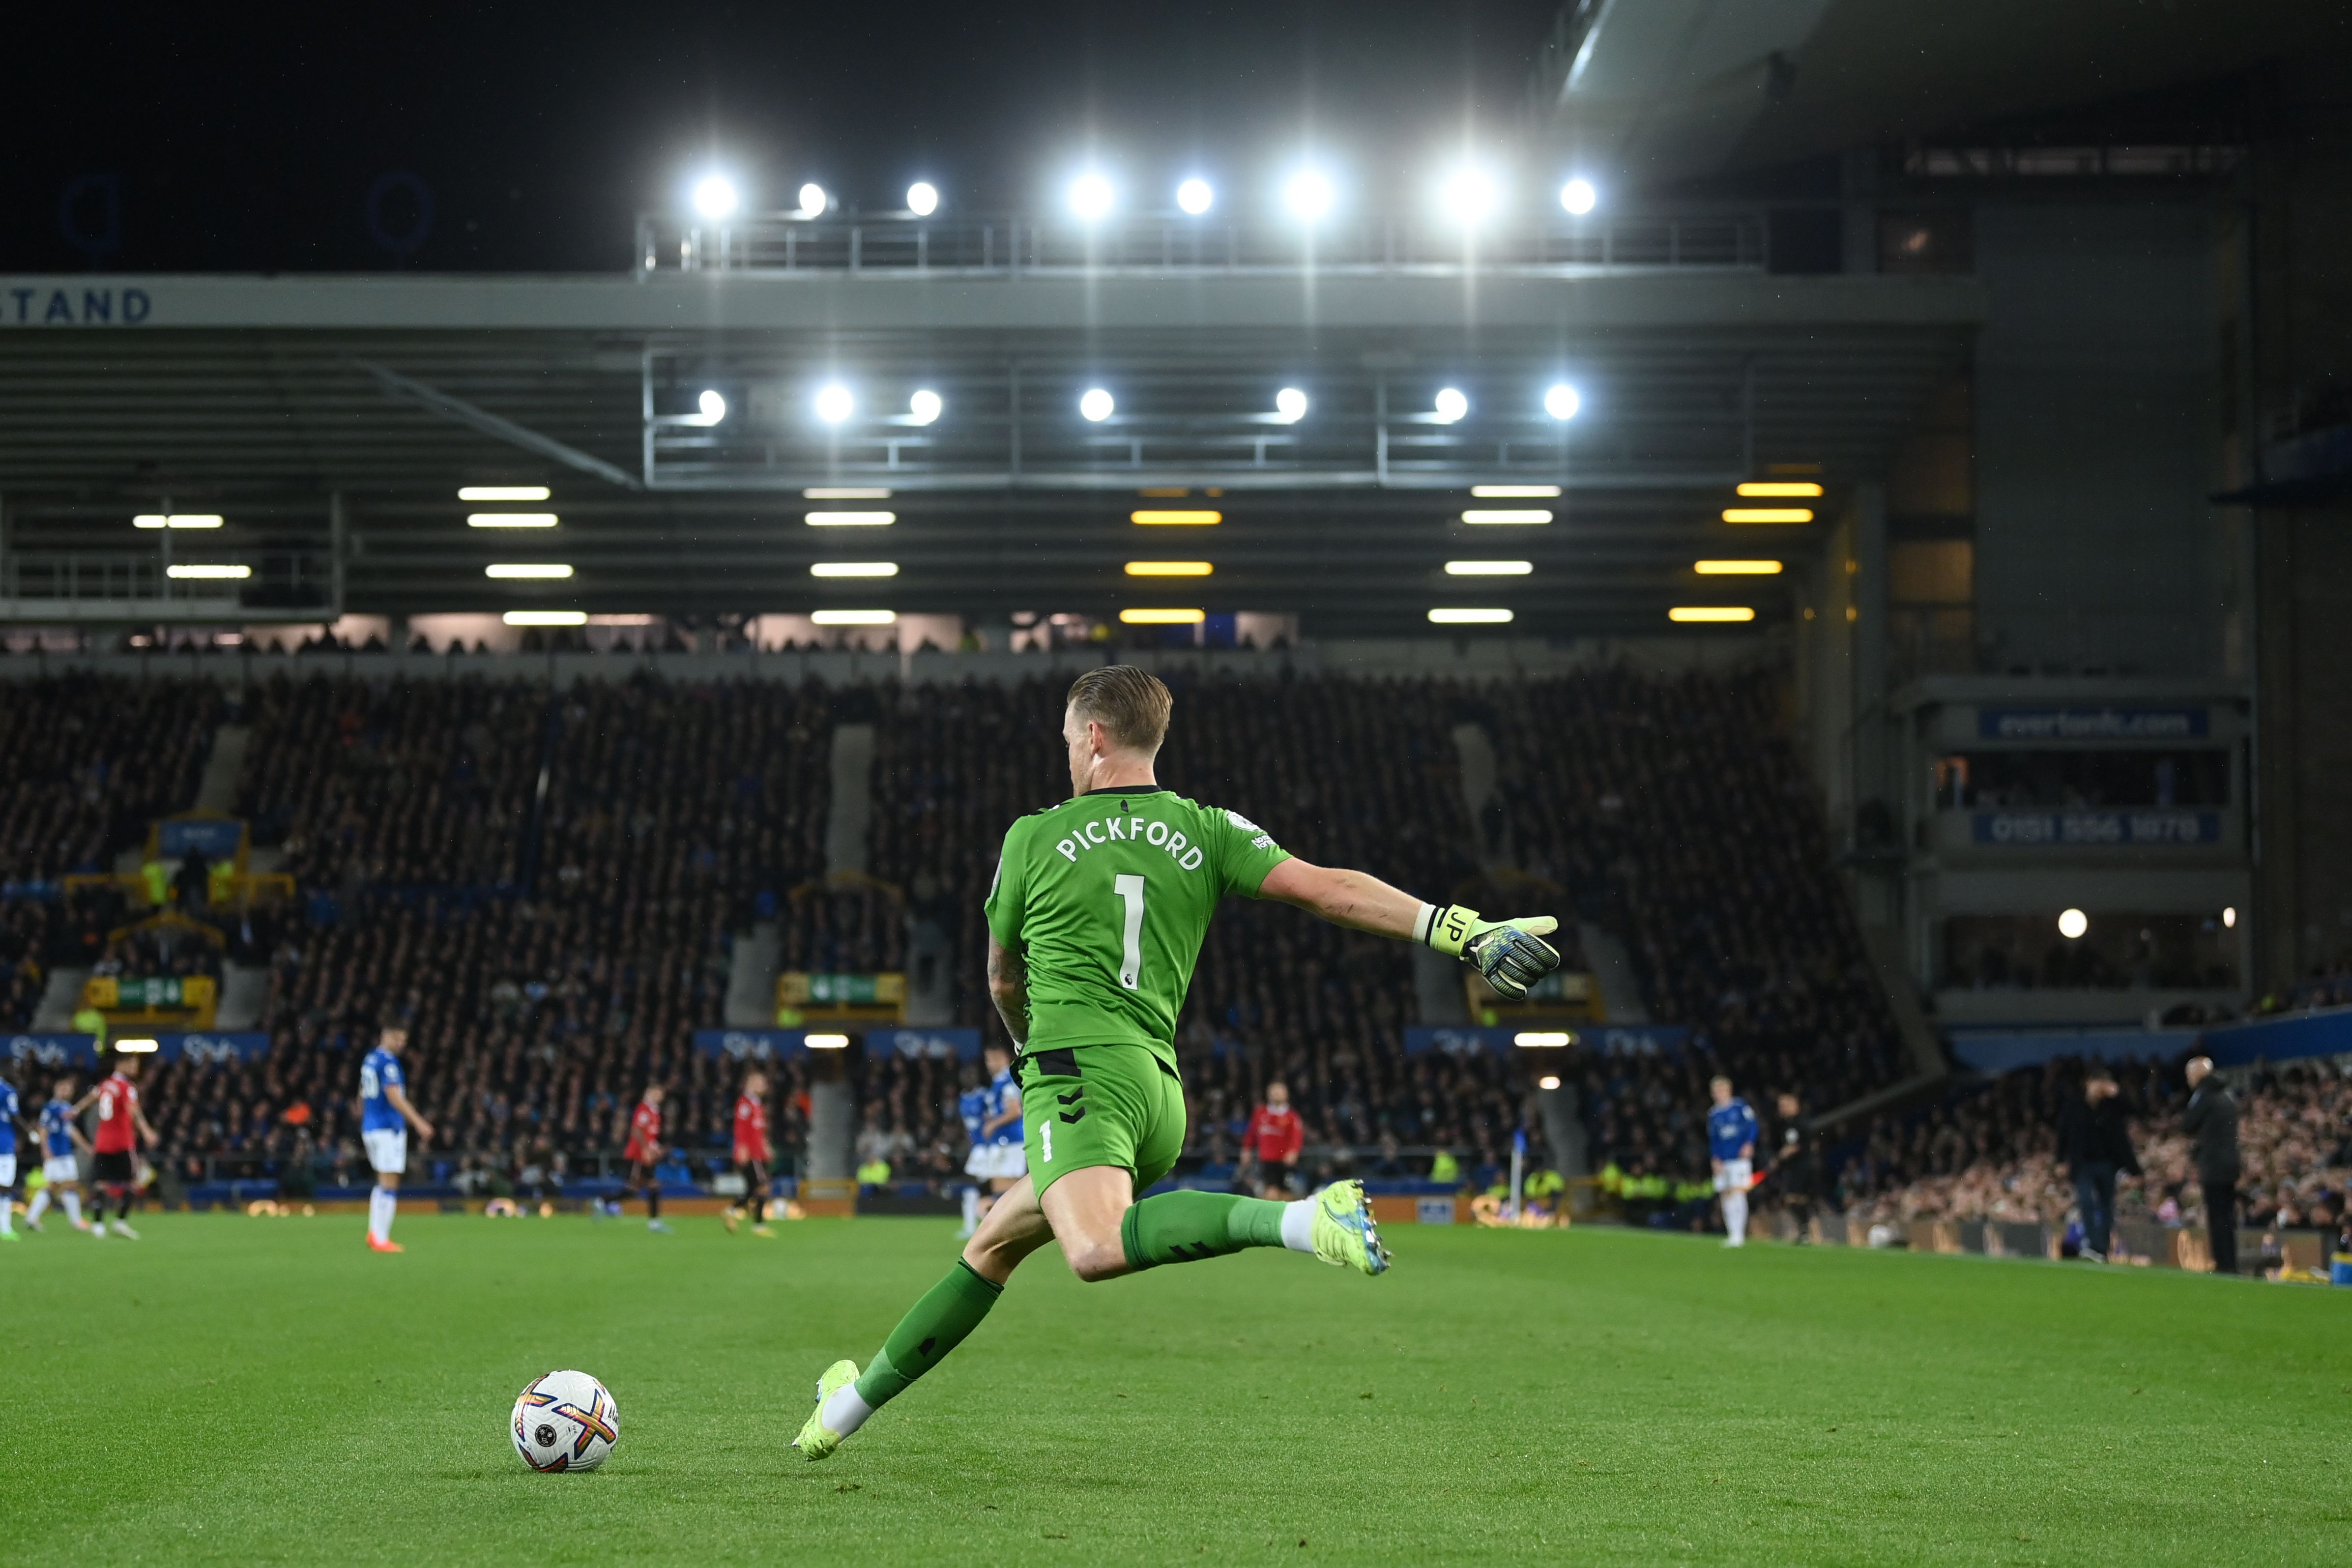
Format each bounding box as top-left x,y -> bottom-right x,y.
957,1044 -> 1025,1238
955,1068 -> 990,1238
0,1071 -> 20,1242
360,1026 -> 436,1253
1708,1075 -> 1760,1247
24,1073 -> 92,1233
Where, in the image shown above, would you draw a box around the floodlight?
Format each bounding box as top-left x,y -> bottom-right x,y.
134,514 -> 223,529
1439,166 -> 1500,226
1273,386 -> 1308,423
1693,560 -> 1783,576
906,181 -> 939,216
1515,1031 -> 1572,1048
805,511 -> 896,526
809,562 -> 899,578
798,182 -> 828,218
1544,383 -> 1581,421
1471,485 -> 1559,498
1284,169 -> 1335,222
1068,173 -> 1115,222
1079,387 -> 1115,422
814,383 -> 854,424
806,1033 -> 851,1048
1722,508 -> 1814,524
1120,609 -> 1205,625
1539,1075 -> 1563,1090
810,611 -> 894,627
165,563 -> 251,580
1131,510 -> 1220,525
1460,509 -> 1551,524
1176,178 -> 1214,215
485,563 -> 574,579
503,610 -> 587,626
1667,606 -> 1755,622
1560,177 -> 1597,216
692,174 -> 740,220
697,389 -> 728,424
1428,608 -> 1513,624
1445,561 -> 1532,576
2058,908 -> 2089,940
1433,387 -> 1468,422
1737,481 -> 1824,497
908,389 -> 943,425
1124,562 -> 1214,577
467,514 -> 558,529
115,1038 -> 160,1054
2223,906 -> 2237,929
458,486 -> 550,502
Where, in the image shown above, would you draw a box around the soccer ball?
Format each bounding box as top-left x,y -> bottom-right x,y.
511,1369 -> 621,1472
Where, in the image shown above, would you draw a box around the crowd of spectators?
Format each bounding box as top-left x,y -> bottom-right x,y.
1835,1056 -> 2352,1236
1489,670 -> 1909,1170
5,663 -> 1921,1204
0,674 -> 220,886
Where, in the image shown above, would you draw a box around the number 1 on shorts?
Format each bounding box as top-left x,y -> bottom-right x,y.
1114,872 -> 1146,989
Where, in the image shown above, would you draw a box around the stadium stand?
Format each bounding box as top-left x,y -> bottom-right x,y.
0,674 -> 219,884
8,664 -> 1929,1208
1835,1058 -> 2352,1239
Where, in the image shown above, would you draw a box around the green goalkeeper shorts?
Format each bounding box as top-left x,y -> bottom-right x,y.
1017,1044 -> 1187,1197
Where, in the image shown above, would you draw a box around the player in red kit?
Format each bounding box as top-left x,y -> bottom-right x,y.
725,1069 -> 775,1237
621,1083 -> 671,1233
73,1052 -> 160,1239
1243,1080 -> 1307,1198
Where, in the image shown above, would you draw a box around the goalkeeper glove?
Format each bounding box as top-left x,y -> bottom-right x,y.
1417,904 -> 1562,1000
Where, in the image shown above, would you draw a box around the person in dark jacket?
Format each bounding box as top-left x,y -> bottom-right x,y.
1770,1092 -> 1820,1242
2181,1055 -> 2242,1276
2057,1068 -> 2141,1262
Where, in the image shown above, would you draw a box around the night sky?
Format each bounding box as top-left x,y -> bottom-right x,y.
4,1 -> 1563,274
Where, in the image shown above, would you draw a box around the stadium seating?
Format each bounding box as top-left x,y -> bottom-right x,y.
1837,1058 -> 2352,1238
6,664 -> 1926,1201
0,674 -> 219,885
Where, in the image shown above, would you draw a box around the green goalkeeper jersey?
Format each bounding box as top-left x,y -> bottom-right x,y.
984,784 -> 1291,1071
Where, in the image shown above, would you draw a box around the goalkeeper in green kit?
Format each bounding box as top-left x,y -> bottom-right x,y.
793,666 -> 1561,1459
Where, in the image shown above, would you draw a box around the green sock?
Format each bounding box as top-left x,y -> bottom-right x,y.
1119,1191 -> 1288,1271
852,1260 -> 1003,1409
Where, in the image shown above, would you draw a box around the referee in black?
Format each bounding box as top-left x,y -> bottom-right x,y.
2181,1055 -> 2242,1276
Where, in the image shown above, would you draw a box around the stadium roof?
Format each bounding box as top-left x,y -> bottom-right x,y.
0,261 -> 1979,635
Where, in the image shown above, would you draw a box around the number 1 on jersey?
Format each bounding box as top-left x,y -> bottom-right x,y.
1113,873 -> 1146,989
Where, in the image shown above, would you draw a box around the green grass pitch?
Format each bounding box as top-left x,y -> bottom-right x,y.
6,1213 -> 2344,1566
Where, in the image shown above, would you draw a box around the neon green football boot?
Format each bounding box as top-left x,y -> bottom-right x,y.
1310,1179 -> 1392,1276
792,1359 -> 860,1462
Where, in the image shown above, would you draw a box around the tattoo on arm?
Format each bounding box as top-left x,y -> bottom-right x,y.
987,941 -> 1031,1046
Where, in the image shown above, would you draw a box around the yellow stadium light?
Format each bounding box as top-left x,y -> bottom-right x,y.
805,1033 -> 851,1049
1444,561 -> 1532,576
467,513 -> 558,528
1737,481 -> 1823,497
812,610 -> 896,625
1515,1031 -> 1572,1047
503,610 -> 588,626
485,563 -> 574,579
1722,508 -> 1814,523
805,511 -> 897,526
1428,608 -> 1513,625
1131,510 -> 1221,525
1470,485 -> 1560,498
1693,560 -> 1783,576
115,1037 -> 160,1054
165,563 -> 251,580
133,514 -> 223,529
1669,606 -> 1756,623
804,487 -> 892,500
1124,561 -> 1213,577
458,486 -> 552,502
1460,510 -> 1551,525
1119,608 -> 1207,625
809,562 -> 899,578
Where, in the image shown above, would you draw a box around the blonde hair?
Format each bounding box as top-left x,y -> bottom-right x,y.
1067,665 -> 1173,755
